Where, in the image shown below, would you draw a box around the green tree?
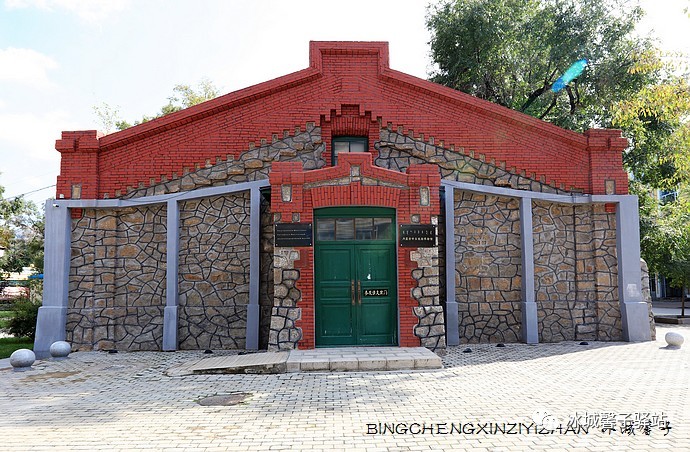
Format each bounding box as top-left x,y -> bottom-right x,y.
0,182 -> 43,278
427,0 -> 690,298
95,79 -> 220,133
427,0 -> 656,131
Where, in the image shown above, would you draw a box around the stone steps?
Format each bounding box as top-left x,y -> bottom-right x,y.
171,347 -> 442,375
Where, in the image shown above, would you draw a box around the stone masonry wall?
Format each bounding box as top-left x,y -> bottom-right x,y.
268,248 -> 302,351
452,191 -> 523,343
410,247 -> 446,350
63,122 -> 638,351
376,129 -> 632,343
376,128 -> 568,193
177,194 -> 251,349
66,206 -> 167,351
532,202 -> 621,341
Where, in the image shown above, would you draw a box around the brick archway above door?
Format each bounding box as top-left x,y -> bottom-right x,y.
267,153 -> 445,351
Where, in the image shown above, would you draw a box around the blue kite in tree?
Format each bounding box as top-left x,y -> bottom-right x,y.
551,59 -> 588,93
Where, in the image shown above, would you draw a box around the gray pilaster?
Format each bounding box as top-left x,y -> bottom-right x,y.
33,202 -> 72,358
245,187 -> 261,350
163,199 -> 180,351
616,196 -> 651,341
444,186 -> 459,346
519,197 -> 538,344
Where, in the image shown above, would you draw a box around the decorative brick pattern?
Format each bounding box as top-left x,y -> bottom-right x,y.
268,154 -> 444,350
56,42 -> 628,202
124,125 -> 325,199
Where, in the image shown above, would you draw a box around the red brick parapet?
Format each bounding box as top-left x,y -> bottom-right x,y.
55,41 -> 630,201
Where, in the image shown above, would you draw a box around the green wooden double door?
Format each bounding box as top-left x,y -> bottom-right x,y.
314,208 -> 398,347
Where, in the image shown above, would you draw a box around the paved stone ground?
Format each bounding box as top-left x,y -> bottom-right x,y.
1,325 -> 688,451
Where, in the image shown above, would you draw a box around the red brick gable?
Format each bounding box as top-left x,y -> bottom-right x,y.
55,41 -> 628,199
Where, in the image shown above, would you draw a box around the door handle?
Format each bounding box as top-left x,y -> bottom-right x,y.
351,280 -> 355,305
357,280 -> 361,305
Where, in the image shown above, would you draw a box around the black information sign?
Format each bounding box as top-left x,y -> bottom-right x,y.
399,224 -> 436,247
363,288 -> 389,297
275,223 -> 313,247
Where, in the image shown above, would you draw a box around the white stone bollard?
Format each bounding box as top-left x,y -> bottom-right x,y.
665,332 -> 685,348
50,341 -> 71,358
10,349 -> 36,371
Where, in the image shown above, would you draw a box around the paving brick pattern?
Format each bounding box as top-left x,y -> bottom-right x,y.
1,325 -> 687,451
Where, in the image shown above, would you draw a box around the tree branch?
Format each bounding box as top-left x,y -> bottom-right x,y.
539,95 -> 559,119
521,67 -> 559,112
566,85 -> 578,114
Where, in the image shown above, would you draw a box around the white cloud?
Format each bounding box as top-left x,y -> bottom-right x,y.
0,110 -> 72,203
5,0 -> 130,23
0,48 -> 57,88
0,110 -> 73,161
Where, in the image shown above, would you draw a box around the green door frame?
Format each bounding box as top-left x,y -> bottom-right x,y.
314,207 -> 398,347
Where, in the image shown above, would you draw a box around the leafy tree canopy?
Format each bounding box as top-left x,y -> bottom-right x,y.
427,0 -> 690,294
427,0 -> 656,131
0,181 -> 43,277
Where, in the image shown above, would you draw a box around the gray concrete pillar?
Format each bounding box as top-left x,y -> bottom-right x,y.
163,199 -> 180,351
33,202 -> 72,358
444,186 -> 460,346
519,197 -> 539,344
616,196 -> 652,341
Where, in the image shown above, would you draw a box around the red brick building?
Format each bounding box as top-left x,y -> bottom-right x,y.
34,42 -> 652,356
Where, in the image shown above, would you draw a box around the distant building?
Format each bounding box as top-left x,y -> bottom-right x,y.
34,42 -> 653,356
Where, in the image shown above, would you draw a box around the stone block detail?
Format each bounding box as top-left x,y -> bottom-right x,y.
458,301 -> 522,343
533,202 -> 622,342
177,193 -> 251,350
376,129 -> 565,193
124,127 -> 325,199
453,191 -> 522,343
66,205 -> 167,351
538,301 -> 598,342
413,306 -> 446,350
268,307 -> 302,351
410,246 -> 446,349
268,248 -> 303,351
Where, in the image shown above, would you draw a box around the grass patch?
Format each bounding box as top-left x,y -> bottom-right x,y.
0,337 -> 33,359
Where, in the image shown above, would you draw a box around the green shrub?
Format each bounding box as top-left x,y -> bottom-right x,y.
8,298 -> 40,340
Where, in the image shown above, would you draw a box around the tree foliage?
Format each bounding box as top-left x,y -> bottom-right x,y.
8,297 -> 40,340
427,0 -> 690,294
427,0 -> 655,131
641,195 -> 690,292
94,78 -> 220,133
0,181 -> 43,278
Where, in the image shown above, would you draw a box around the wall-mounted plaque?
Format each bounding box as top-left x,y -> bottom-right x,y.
275,223 -> 313,247
399,224 -> 436,247
363,288 -> 389,297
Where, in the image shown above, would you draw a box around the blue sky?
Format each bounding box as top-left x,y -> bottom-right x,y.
0,0 -> 688,206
